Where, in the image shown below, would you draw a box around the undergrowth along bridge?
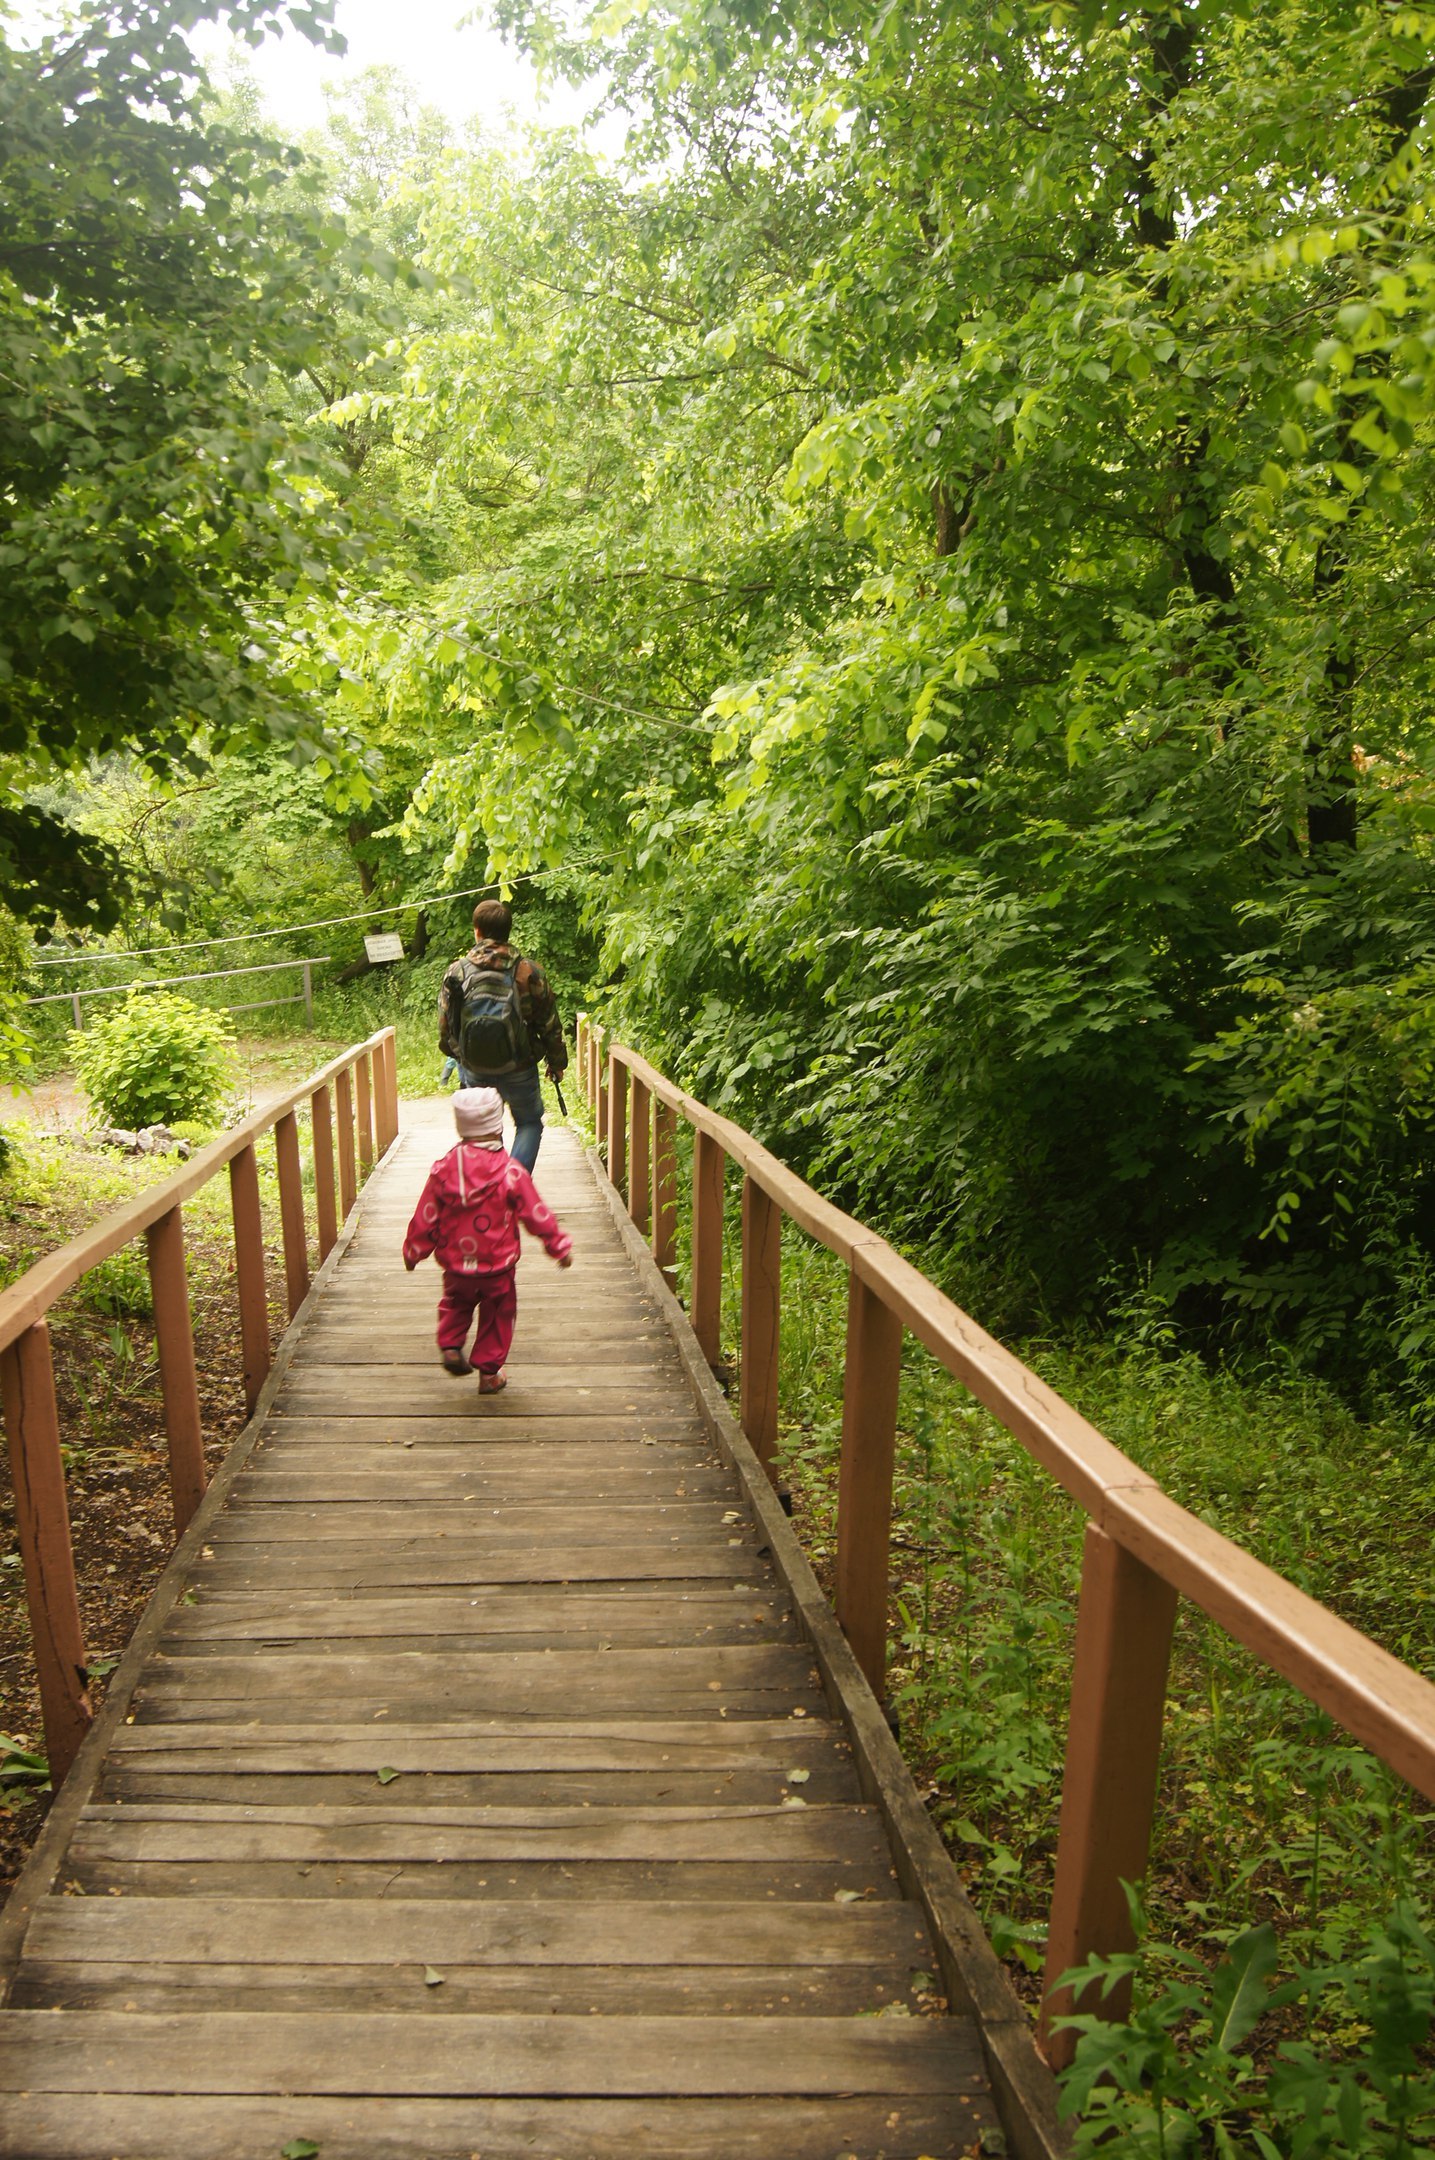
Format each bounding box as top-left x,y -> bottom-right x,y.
0,1020 -> 1431,2158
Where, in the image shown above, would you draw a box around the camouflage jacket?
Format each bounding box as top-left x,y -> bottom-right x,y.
438,940 -> 568,1074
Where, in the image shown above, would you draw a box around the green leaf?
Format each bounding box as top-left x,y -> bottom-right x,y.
1209,1922 -> 1279,2053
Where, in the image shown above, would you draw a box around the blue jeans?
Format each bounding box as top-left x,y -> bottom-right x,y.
458,1061 -> 544,1172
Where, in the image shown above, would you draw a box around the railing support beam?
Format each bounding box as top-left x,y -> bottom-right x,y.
355,1050 -> 374,1172
274,1110 -> 310,1321
740,1174 -> 781,1482
335,1064 -> 357,1218
691,1129 -> 725,1369
834,1272 -> 903,1701
311,1083 -> 338,1261
629,1076 -> 651,1237
374,1029 -> 398,1155
607,1055 -> 629,1196
228,1143 -> 271,1414
145,1206 -> 206,1536
0,1321 -> 91,1785
1039,1522 -> 1177,2068
653,1100 -> 678,1288
596,1034 -> 609,1160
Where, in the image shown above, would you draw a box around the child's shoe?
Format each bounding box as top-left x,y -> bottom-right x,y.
477,1370 -> 507,1395
440,1348 -> 472,1377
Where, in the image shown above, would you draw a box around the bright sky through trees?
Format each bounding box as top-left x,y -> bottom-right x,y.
11,0 -> 606,137
193,0 -> 599,134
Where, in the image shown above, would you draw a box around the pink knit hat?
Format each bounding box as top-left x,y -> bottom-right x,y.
453,1087 -> 504,1144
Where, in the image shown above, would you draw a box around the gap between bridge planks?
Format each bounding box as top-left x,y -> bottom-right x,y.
0,1103 -> 1062,2160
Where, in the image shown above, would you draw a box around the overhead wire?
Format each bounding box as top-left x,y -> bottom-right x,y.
28,880 -> 503,968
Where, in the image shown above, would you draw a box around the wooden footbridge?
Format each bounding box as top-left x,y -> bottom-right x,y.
3,1024 -> 1435,2160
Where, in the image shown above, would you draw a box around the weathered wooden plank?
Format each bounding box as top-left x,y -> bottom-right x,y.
106,1718 -> 849,1769
184,1544 -> 768,1587
299,1334 -> 679,1368
161,1587 -> 787,1639
0,2009 -> 981,2095
0,2092 -> 994,2160
276,1375 -> 683,1414
131,1643 -> 814,1700
10,1962 -> 918,2018
160,1623 -> 791,1660
62,1858 -> 902,1903
231,1469 -> 735,1502
218,1500 -> 745,1538
258,1414 -> 707,1444
25,1895 -> 927,1968
243,1439 -> 719,1472
101,1767 -> 846,1810
72,1803 -> 884,1866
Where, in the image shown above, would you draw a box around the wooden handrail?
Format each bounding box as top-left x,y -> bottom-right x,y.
0,1034 -> 394,1360
0,1028 -> 399,1787
578,1018 -> 1435,2070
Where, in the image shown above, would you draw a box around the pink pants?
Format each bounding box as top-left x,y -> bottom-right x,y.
436,1268 -> 517,1373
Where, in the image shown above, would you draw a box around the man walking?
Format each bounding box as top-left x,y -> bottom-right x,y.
438,898 -> 568,1172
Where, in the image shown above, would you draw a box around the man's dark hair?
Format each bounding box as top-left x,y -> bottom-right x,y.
473,898 -> 512,941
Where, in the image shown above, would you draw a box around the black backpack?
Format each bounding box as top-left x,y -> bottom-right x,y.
456,954 -> 533,1075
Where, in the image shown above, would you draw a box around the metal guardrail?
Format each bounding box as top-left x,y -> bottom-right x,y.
576,1014 -> 1435,2072
0,1029 -> 399,1786
25,956 -> 331,1027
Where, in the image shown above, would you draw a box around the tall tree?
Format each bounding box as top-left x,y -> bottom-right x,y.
0,0 -> 405,938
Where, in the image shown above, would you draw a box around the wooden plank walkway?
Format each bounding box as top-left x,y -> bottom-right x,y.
0,1107 -> 1006,2159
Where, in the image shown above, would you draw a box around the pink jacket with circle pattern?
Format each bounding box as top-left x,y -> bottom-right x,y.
402,1142 -> 572,1276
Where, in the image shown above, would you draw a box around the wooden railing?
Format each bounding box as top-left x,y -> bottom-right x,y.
0,1028 -> 398,1789
576,1016 -> 1435,2069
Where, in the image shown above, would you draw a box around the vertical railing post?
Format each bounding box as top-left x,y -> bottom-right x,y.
0,1321 -> 92,1784
834,1270 -> 903,1702
1039,1524 -> 1177,2068
273,1110 -> 310,1320
145,1207 -> 206,1536
691,1128 -> 725,1369
374,1031 -> 397,1155
629,1075 -> 651,1236
355,1051 -> 374,1173
228,1142 -> 271,1414
335,1063 -> 357,1218
301,961 -> 314,1025
576,1015 -> 589,1102
740,1174 -> 781,1483
71,992 -> 83,1031
607,1055 -> 629,1196
596,1031 -> 609,1158
386,1029 -> 400,1148
310,1082 -> 339,1260
653,1099 -> 678,1289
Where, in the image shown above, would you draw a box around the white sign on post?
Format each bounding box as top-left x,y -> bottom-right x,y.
364,932 -> 406,965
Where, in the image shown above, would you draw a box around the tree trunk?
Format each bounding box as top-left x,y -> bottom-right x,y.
1306,530 -> 1359,852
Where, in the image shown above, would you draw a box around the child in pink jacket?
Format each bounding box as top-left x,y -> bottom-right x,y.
402,1087 -> 573,1393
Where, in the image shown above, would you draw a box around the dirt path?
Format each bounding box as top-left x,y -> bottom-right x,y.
1,1042 -> 351,1134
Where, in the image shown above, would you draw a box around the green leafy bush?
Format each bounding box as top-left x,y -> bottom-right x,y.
71,993 -> 234,1130
80,1246 -> 153,1320
1060,1902 -> 1435,2158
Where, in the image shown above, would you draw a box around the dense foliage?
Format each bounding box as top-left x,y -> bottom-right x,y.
15,0 -> 1435,1404
0,0 -> 410,940
290,0 -> 1435,1408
